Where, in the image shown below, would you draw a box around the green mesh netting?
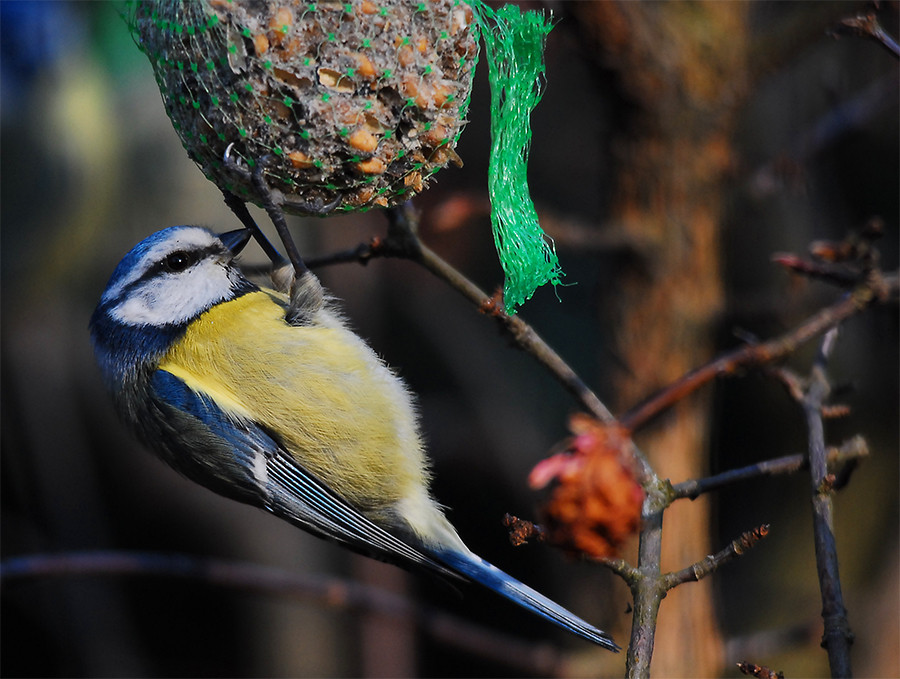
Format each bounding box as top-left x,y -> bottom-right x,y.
126,0 -> 478,215
469,0 -> 561,313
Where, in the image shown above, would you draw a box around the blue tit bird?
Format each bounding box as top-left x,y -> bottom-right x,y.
90,225 -> 619,651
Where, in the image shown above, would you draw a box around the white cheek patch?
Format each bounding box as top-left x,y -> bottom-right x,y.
110,261 -> 232,326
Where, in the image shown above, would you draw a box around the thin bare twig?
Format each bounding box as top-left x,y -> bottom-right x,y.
0,551 -> 568,676
772,219 -> 884,287
619,271 -> 898,432
771,253 -> 868,287
803,329 -> 854,677
736,661 -> 785,679
662,525 -> 771,590
417,241 -> 617,423
671,436 -> 869,500
375,205 -> 667,487
833,9 -> 900,59
597,557 -> 641,586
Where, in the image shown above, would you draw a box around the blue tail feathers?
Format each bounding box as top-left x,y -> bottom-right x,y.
431,548 -> 620,651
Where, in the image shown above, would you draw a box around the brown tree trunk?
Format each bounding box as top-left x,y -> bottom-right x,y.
576,2 -> 751,675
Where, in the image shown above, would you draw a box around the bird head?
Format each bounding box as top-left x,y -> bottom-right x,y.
90,226 -> 255,386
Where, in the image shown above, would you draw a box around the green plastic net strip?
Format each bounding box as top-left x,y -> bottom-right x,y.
468,0 -> 561,313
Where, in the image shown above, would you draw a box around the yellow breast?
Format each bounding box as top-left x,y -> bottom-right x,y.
158,290 -> 430,512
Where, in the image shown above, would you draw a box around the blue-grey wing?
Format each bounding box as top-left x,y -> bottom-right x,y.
149,370 -> 457,577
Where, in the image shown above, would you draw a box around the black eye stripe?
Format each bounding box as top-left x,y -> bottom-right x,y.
119,244 -> 223,297
150,244 -> 220,276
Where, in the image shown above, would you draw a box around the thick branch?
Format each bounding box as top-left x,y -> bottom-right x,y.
624,496 -> 667,679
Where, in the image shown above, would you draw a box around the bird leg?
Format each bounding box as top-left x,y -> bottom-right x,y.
220,145 -> 303,290
245,161 -> 328,324
247,159 -> 309,281
220,190 -> 284,264
221,146 -> 321,312
221,145 -> 288,266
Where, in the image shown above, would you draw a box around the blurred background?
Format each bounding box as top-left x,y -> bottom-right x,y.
1,1 -> 897,677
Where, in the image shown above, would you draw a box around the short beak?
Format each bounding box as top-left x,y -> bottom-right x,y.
219,228 -> 252,256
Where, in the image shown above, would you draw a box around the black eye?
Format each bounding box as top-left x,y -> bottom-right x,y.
162,251 -> 199,273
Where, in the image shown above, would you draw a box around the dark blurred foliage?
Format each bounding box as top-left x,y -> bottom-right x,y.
1,1 -> 897,677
